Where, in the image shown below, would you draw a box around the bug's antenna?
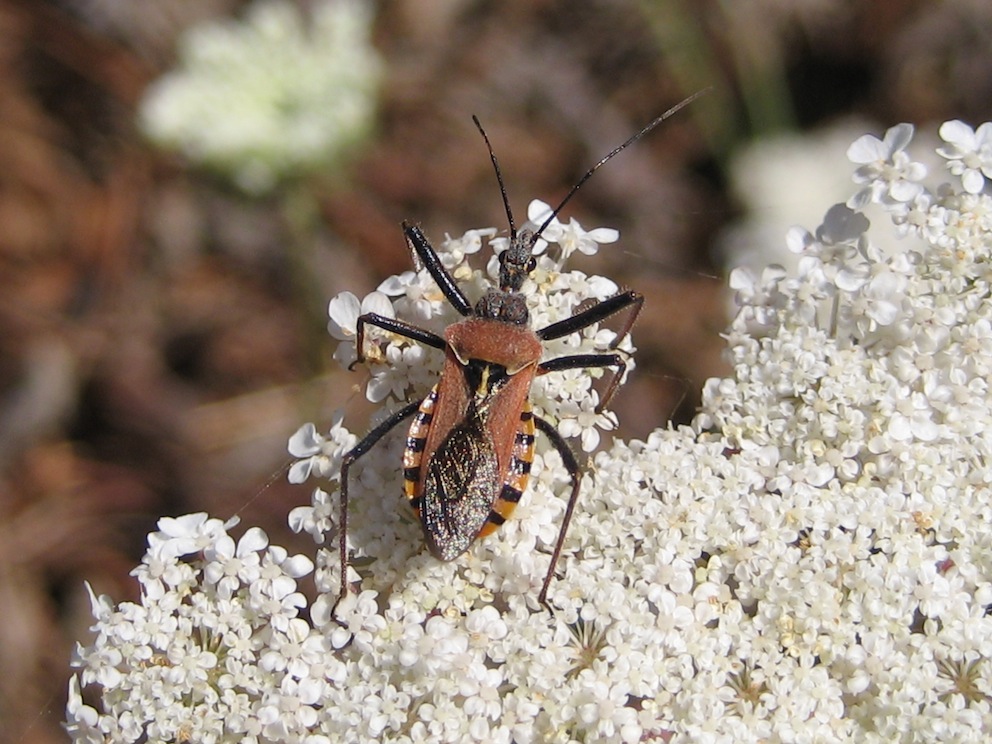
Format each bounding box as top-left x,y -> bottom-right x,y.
534,88 -> 711,240
473,115 -> 517,239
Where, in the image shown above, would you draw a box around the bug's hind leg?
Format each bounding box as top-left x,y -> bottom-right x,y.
333,401 -> 421,621
532,415 -> 583,609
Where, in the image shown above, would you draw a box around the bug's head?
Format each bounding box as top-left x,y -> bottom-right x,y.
474,227 -> 535,323
497,229 -> 538,293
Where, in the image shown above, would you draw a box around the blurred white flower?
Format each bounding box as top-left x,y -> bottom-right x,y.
847,122 -> 927,207
139,0 -> 381,194
719,121 -> 875,276
937,120 -> 992,194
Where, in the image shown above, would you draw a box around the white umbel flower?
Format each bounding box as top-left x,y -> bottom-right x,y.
69,124 -> 992,741
139,0 -> 381,194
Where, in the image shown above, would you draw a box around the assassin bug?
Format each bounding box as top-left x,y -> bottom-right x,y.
335,93 -> 703,613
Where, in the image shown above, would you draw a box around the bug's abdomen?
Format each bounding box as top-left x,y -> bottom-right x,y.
403,387 -> 536,560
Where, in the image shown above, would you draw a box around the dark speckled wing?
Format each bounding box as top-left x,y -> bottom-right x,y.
420,412 -> 500,560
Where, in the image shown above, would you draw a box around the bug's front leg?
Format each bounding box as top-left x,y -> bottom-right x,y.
537,289 -> 643,348
333,401 -> 421,621
402,222 -> 474,317
350,314 -> 446,370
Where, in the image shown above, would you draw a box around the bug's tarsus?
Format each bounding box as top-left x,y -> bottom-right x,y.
537,289 -> 643,411
537,352 -> 630,413
605,291 -> 645,351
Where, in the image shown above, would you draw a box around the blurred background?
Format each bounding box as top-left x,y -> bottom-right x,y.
2,0 -> 992,740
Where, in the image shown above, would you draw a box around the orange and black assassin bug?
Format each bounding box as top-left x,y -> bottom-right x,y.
335,92 -> 705,613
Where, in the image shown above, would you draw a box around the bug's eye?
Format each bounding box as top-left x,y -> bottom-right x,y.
527,256 -> 537,273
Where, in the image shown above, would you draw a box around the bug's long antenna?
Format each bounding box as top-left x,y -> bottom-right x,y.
534,88 -> 710,240
473,115 -> 517,239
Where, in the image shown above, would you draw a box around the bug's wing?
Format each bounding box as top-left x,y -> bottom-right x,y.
420,416 -> 500,561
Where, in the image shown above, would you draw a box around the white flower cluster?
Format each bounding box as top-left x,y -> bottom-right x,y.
702,120 -> 992,739
139,0 -> 381,194
67,514 -> 317,742
69,123 -> 992,742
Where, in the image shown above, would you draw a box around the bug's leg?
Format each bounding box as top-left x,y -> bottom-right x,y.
532,415 -> 582,610
351,313 -> 446,370
536,290 -> 642,408
537,290 -> 643,347
334,401 -> 422,621
402,222 -> 474,317
537,352 -> 630,413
